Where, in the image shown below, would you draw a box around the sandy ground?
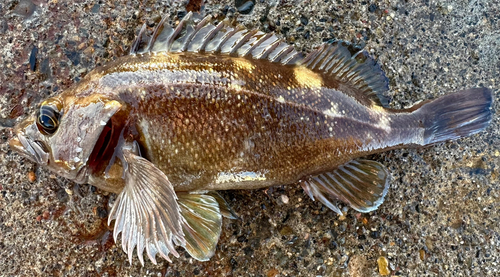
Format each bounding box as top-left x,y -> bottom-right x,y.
0,0 -> 499,276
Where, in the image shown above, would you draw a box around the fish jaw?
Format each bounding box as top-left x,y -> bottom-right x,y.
9,131 -> 49,165
9,116 -> 50,165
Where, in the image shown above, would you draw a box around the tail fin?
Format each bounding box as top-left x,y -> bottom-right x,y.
417,88 -> 493,145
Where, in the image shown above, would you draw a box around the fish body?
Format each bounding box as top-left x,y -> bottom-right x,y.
9,13 -> 493,265
81,53 -> 407,193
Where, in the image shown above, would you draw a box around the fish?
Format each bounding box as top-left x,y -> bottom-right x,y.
8,12 -> 493,265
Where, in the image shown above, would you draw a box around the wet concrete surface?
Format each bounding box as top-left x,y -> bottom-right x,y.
0,0 -> 499,276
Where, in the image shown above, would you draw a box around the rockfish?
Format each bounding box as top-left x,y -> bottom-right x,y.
9,13 -> 493,265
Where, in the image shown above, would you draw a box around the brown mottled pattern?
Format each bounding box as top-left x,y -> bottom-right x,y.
72,52 -> 418,191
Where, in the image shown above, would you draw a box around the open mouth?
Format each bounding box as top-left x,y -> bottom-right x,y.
87,118 -> 120,173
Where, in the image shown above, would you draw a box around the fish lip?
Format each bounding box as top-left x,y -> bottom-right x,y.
9,135 -> 34,162
10,133 -> 49,165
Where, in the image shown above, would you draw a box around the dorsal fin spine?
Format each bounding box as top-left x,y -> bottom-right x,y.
282,52 -> 302,65
251,35 -> 279,58
270,45 -> 293,63
188,24 -> 215,52
147,16 -> 169,52
259,39 -> 282,60
241,33 -> 272,57
198,20 -> 225,52
229,30 -> 257,55
214,25 -> 241,53
165,13 -> 193,52
181,15 -> 212,52
130,23 -> 147,55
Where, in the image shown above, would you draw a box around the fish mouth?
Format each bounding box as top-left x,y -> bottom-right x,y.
9,134 -> 49,165
87,117 -> 120,174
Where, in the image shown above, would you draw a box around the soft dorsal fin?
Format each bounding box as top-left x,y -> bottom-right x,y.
129,12 -> 303,65
301,42 -> 389,106
130,12 -> 388,105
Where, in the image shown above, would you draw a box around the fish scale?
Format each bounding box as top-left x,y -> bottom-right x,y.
9,12 -> 492,265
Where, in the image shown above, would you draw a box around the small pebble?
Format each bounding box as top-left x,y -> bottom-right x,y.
14,0 -> 36,18
267,268 -> 279,277
377,256 -> 390,275
28,171 -> 36,182
97,207 -> 108,218
419,249 -> 426,261
280,194 -> 289,204
29,46 -> 38,71
186,0 -> 203,12
279,225 -> 293,236
300,15 -> 308,26
42,210 -> 50,220
235,0 -> 255,14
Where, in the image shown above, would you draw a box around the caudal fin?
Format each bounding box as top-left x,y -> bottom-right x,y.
417,88 -> 493,145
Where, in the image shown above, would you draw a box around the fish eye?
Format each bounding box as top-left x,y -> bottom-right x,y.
36,100 -> 62,136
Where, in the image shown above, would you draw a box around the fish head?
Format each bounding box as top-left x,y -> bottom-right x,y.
9,93 -> 122,184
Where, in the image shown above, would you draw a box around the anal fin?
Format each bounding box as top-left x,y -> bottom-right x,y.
301,159 -> 390,214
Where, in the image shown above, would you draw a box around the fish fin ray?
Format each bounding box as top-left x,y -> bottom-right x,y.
416,88 -> 493,145
130,23 -> 149,54
301,41 -> 389,106
207,191 -> 239,219
301,159 -> 390,214
131,12 -> 303,64
177,193 -> 223,261
108,150 -> 185,265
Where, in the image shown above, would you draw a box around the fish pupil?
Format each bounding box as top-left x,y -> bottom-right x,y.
40,114 -> 55,129
37,106 -> 60,135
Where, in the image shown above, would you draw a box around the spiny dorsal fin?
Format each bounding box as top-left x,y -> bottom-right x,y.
300,159 -> 390,214
129,12 -> 303,65
130,13 -> 388,104
301,41 -> 389,106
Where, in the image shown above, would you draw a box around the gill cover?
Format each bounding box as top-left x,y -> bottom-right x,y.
50,98 -> 122,179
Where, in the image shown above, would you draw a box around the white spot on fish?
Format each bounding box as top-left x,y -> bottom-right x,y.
100,120 -> 107,126
74,157 -> 81,163
277,95 -> 285,103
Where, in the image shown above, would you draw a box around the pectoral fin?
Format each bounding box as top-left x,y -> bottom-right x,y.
301,159 -> 390,214
108,150 -> 185,265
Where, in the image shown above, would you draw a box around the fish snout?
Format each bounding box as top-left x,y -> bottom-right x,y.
9,133 -> 50,165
